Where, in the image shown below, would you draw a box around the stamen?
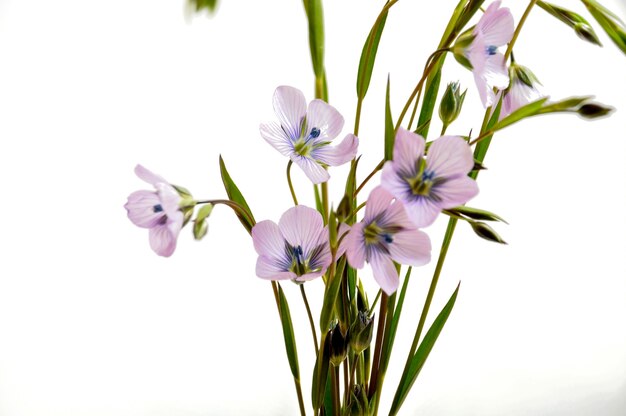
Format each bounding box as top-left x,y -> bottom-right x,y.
383,234 -> 393,244
310,127 -> 320,139
153,204 -> 163,213
487,45 -> 498,56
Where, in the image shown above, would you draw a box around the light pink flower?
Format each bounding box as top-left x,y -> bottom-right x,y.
467,1 -> 515,107
260,86 -> 359,184
381,128 -> 478,228
125,165 -> 184,257
252,205 -> 332,283
345,187 -> 431,295
501,63 -> 545,119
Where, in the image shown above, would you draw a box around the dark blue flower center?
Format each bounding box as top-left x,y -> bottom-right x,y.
153,204 -> 163,213
310,127 -> 321,139
383,233 -> 393,243
487,45 -> 498,55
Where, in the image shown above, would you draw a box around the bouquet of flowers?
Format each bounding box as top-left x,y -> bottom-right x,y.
125,0 -> 625,414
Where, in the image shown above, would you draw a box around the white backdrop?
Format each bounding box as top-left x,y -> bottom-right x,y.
1,0 -> 625,415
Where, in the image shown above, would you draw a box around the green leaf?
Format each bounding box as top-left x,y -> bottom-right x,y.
384,75 -> 395,161
278,284 -> 300,380
356,9 -> 389,99
416,62 -> 443,139
219,155 -> 255,233
320,258 -> 346,332
491,97 -> 549,131
312,332 -> 331,410
306,0 -> 325,78
390,283 -> 460,415
446,206 -> 507,223
582,0 -> 626,55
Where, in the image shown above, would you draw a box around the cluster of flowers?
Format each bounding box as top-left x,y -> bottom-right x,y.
125,1 -> 543,296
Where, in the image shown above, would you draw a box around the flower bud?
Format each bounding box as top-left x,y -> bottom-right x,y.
349,311 -> 374,354
577,103 -> 613,119
329,321 -> 348,366
574,22 -> 602,46
451,28 -> 475,70
346,384 -> 369,416
439,81 -> 467,126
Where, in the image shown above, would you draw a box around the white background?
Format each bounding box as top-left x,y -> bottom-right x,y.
1,0 -> 625,415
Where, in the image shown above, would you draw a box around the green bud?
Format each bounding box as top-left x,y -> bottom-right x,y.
193,218 -> 208,240
470,221 -> 507,244
329,321 -> 348,366
182,206 -> 194,227
188,0 -> 218,13
577,102 -> 613,119
349,311 -> 374,354
439,81 -> 467,126
574,22 -> 603,46
346,385 -> 369,416
509,63 -> 541,89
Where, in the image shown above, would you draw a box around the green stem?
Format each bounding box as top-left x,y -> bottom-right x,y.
197,199 -> 255,228
332,365 -> 341,415
367,293 -> 388,398
367,289 -> 382,316
300,284 -> 319,355
287,161 -> 299,206
355,159 -> 384,197
504,0 -> 538,62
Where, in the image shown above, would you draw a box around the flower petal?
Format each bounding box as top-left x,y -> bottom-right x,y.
256,256 -> 297,281
292,155 -> 330,184
426,135 -> 474,178
369,250 -> 399,295
252,220 -> 289,265
393,128 -> 425,177
273,86 -> 306,140
431,175 -> 479,209
345,222 -> 366,269
364,186 -> 395,224
125,190 -> 164,228
156,183 -> 182,218
381,162 -> 412,204
336,223 -> 352,258
404,198 -> 442,228
306,99 -> 344,142
388,229 -> 431,267
295,270 -> 327,282
477,1 -> 514,47
135,164 -> 167,187
260,122 -> 296,157
149,223 -> 178,257
278,205 -> 326,260
312,133 -> 358,166
482,52 -> 510,91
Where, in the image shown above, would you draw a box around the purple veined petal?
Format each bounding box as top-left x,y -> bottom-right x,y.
306,99 -> 345,143
260,122 -> 296,157
363,186 -> 395,224
295,269 -> 328,283
345,222 -> 366,269
474,68 -> 496,108
502,81 -> 545,118
156,183 -> 182,218
336,223 -> 351,258
166,211 -> 184,236
309,227 -> 332,272
256,256 -> 297,281
426,135 -> 474,178
252,220 -> 290,263
149,223 -> 178,257
369,249 -> 399,295
388,229 -> 432,267
431,175 -> 479,209
278,205 -> 325,258
476,2 -> 514,47
377,195 -> 415,231
312,133 -> 359,167
292,154 -> 330,184
381,162 -> 412,203
393,128 -> 425,177
483,52 -> 510,91
273,86 -> 306,140
135,164 -> 167,187
404,197 -> 443,228
125,190 -> 164,228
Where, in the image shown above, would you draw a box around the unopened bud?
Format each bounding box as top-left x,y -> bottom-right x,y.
329,322 -> 348,366
349,311 -> 374,354
470,221 -> 507,244
346,385 -> 369,416
574,22 -> 602,46
577,103 -> 613,119
439,81 -> 467,126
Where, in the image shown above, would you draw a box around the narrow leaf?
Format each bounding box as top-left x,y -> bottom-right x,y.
219,155 -> 255,232
416,62 -> 443,138
320,258 -> 346,332
492,97 -> 549,131
390,283 -> 460,414
582,0 -> 626,55
538,0 -> 602,46
446,206 -> 507,223
307,0 -> 325,77
278,284 -> 300,380
384,75 -> 395,161
356,9 -> 389,99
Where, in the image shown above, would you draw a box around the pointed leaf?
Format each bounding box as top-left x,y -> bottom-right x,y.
446,206 -> 507,223
278,284 -> 300,380
219,156 -> 255,232
384,75 -> 395,161
390,283 -> 460,414
356,9 -> 389,99
320,258 -> 346,332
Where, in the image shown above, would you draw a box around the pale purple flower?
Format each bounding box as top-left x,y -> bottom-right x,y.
381,128 -> 478,228
260,86 -> 359,184
125,165 -> 184,257
252,205 -> 332,282
345,187 -> 431,295
501,63 -> 545,119
467,1 -> 515,107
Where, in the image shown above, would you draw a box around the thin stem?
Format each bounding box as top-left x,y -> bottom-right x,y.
332,365 -> 341,415
367,293 -> 388,398
196,199 -> 255,228
355,159 -> 384,196
343,360 -> 350,405
367,289 -> 382,316
504,0 -> 538,62
322,181 -> 329,223
300,284 -> 319,355
287,161 -> 299,206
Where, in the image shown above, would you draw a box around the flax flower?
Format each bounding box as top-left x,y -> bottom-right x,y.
381,128 -> 478,228
501,63 -> 545,118
467,1 -> 515,107
345,187 -> 431,295
125,165 -> 184,257
252,205 -> 331,282
260,86 -> 359,184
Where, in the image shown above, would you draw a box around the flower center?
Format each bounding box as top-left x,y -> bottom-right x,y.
486,45 -> 498,56
363,222 -> 394,245
293,127 -> 322,157
153,204 -> 164,213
